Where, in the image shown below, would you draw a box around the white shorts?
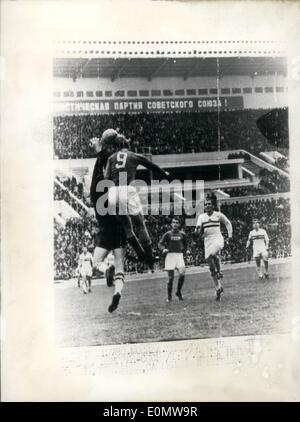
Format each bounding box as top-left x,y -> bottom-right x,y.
97,262 -> 108,274
204,235 -> 224,259
165,253 -> 185,271
108,185 -> 143,216
254,249 -> 268,260
80,268 -> 92,277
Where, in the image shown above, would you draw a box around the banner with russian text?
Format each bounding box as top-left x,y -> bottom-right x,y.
53,96 -> 244,115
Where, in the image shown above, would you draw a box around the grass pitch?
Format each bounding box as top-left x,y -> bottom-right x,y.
55,261 -> 291,347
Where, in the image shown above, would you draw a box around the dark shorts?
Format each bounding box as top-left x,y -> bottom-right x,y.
94,215 -> 126,251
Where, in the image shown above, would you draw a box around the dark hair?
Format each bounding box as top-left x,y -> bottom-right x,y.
205,192 -> 219,211
172,217 -> 180,226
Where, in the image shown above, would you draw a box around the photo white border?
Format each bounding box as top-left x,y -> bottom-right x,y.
1,0 -> 300,401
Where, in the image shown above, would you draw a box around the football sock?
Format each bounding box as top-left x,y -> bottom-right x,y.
82,279 -> 87,293
255,258 -> 260,274
212,274 -> 220,290
263,260 -> 269,273
255,257 -> 261,274
213,256 -> 221,273
177,274 -> 185,292
114,272 -> 124,295
167,279 -> 173,299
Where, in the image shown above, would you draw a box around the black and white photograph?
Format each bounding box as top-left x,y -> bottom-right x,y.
53,54 -> 291,346
2,0 -> 300,402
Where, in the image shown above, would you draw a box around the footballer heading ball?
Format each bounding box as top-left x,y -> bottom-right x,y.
100,128 -> 118,145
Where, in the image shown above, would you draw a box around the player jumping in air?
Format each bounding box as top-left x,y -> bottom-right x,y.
89,132 -> 145,264
246,220 -> 269,279
88,135 -> 130,312
195,198 -> 233,301
102,129 -> 170,269
159,217 -> 187,302
77,246 -> 93,294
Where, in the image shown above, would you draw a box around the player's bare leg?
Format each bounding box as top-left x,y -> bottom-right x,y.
108,248 -> 124,313
208,255 -> 223,300
213,254 -> 223,280
166,270 -> 174,302
93,247 -> 109,272
81,275 -> 88,294
207,256 -> 219,289
263,255 -> 269,279
255,256 -> 263,279
176,267 -> 185,301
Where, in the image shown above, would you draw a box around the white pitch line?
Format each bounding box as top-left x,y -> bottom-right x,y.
54,257 -> 291,290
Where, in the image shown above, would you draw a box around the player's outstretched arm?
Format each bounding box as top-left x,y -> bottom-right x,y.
137,154 -> 170,180
264,230 -> 270,249
193,214 -> 204,238
103,157 -> 112,179
220,212 -> 233,238
193,226 -> 200,239
246,233 -> 252,249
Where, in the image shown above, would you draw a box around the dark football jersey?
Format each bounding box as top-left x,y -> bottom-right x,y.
159,230 -> 187,253
90,149 -> 110,207
90,150 -> 126,249
104,149 -> 169,185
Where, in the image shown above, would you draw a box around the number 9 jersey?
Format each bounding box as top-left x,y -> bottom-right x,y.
104,149 -> 169,185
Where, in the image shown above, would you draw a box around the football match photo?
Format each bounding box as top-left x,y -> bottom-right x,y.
53,55 -> 291,348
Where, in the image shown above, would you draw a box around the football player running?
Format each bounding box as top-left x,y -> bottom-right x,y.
195,198 -> 233,301
77,246 -> 93,294
246,219 -> 269,279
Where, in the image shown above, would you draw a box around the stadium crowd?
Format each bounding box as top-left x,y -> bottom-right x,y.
53,109 -> 275,159
54,197 -> 291,279
259,168 -> 290,193
227,151 -> 251,161
222,186 -> 268,197
54,176 -> 90,210
275,156 -> 289,172
54,162 -> 290,216
53,107 -> 290,279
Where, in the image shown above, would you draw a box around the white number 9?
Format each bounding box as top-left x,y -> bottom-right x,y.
116,152 -> 128,169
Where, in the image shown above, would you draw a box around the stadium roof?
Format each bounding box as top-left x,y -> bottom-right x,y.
53,57 -> 287,81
